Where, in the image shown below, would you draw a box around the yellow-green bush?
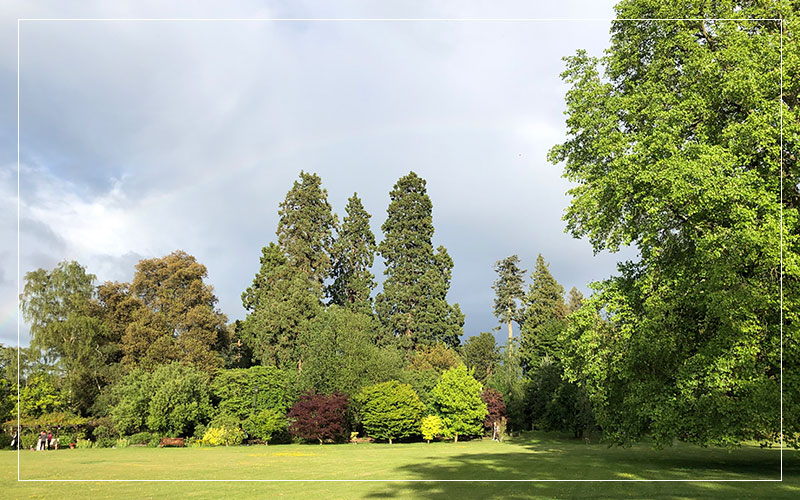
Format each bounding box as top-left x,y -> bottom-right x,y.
201,426 -> 244,446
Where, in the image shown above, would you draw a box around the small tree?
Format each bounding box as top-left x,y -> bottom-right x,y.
356,381 -> 424,444
420,415 -> 442,443
431,365 -> 487,443
243,409 -> 287,444
287,391 -> 349,445
481,388 -> 508,440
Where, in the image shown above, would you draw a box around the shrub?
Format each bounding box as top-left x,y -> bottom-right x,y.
287,391 -> 349,445
356,381 -> 424,444
0,433 -> 12,448
115,438 -> 130,448
201,426 -> 244,446
421,415 -> 443,443
111,363 -> 213,438
76,439 -> 92,449
212,366 -> 294,420
243,409 -> 287,444
128,432 -> 155,446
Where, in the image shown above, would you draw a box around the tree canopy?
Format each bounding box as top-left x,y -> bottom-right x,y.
376,172 -> 464,350
550,1 -> 798,447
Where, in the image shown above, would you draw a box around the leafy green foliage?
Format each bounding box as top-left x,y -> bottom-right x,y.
20,261 -> 122,415
356,381 -> 424,444
420,414 -> 443,443
298,306 -> 402,396
122,251 -> 228,373
110,363 -> 212,437
201,426 -> 245,446
463,332 -> 499,383
17,374 -> 65,418
550,2 -> 798,447
525,358 -> 594,438
431,365 -> 487,442
145,363 -> 213,436
211,366 -> 294,420
328,193 -> 377,313
376,172 -> 464,350
243,409 -> 287,443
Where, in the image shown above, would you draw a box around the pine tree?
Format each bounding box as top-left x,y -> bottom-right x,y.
328,193 -> 376,313
375,172 -> 464,350
519,254 -> 566,369
277,171 -> 338,294
491,255 -> 527,349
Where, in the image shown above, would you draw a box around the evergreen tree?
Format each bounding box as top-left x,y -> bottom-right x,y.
277,171 -> 338,293
519,254 -> 566,370
566,287 -> 584,314
376,172 -> 464,350
492,255 -> 527,348
328,193 -> 377,313
240,243 -> 320,370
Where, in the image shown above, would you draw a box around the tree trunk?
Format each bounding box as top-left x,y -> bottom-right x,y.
507,319 -> 513,351
389,438 -> 393,445
318,438 -> 323,445
454,434 -> 458,443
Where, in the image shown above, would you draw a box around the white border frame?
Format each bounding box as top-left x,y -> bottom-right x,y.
15,16 -> 785,483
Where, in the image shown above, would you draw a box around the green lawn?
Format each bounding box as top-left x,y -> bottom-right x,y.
2,432 -> 798,499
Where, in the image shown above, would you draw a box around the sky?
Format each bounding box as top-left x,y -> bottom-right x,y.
0,0 -> 637,348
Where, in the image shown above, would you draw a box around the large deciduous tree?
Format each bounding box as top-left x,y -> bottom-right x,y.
549,1 -> 798,447
492,255 -> 527,347
122,251 -> 228,373
20,261 -> 122,415
376,172 -> 464,350
328,193 -> 377,313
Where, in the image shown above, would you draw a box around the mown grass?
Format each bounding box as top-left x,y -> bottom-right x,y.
2,431 -> 798,499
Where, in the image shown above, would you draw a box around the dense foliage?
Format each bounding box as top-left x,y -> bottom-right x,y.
287,391 -> 349,445
430,365 -> 487,442
356,381 -> 425,444
328,193 -> 377,313
376,172 -> 464,350
550,0 -> 798,447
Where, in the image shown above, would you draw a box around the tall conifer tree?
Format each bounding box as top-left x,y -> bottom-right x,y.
491,255 -> 527,348
376,172 -> 464,350
328,193 -> 376,313
277,171 -> 338,294
519,254 -> 566,369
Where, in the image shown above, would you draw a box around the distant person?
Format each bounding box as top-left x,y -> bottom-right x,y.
47,431 -> 52,450
10,431 -> 18,449
37,431 -> 46,451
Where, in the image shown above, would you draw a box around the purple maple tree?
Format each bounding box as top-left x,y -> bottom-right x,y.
287,391 -> 349,444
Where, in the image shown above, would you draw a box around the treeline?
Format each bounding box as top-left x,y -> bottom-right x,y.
4,171 -> 594,448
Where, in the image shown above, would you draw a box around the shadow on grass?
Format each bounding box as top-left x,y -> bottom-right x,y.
364,434 -> 799,500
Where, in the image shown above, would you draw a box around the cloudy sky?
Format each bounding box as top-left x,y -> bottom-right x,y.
1,0 -> 636,348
